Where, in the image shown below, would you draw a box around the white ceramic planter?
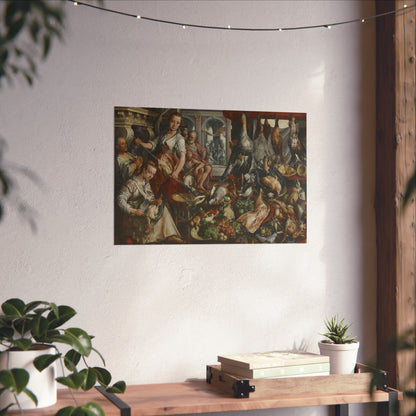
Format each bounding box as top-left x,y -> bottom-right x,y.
0,344 -> 57,409
318,341 -> 359,375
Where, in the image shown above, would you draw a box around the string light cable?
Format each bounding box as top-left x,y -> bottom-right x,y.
68,1 -> 415,32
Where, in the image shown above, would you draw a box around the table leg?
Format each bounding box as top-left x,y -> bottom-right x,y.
378,389 -> 399,416
334,404 -> 349,416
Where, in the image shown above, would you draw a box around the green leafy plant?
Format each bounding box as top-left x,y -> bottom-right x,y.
321,315 -> 357,344
0,0 -> 65,87
0,298 -> 126,416
389,327 -> 415,415
0,0 -> 66,230
369,326 -> 416,416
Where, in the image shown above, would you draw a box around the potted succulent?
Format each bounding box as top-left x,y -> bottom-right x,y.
318,315 -> 360,375
0,298 -> 125,415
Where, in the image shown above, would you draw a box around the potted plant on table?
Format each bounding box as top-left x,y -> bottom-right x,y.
318,315 -> 360,375
0,298 -> 125,416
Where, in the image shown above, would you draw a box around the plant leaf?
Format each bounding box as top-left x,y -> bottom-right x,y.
13,317 -> 32,336
55,406 -> 76,416
42,34 -> 51,59
29,19 -> 41,42
10,338 -> 32,350
0,327 -> 14,339
81,402 -> 105,416
0,369 -> 29,393
80,368 -> 97,391
0,169 -> 11,196
106,381 -> 126,394
56,372 -> 86,390
33,353 -> 61,372
5,17 -> 26,42
403,170 -> 416,207
1,298 -> 25,316
64,349 -> 81,371
47,305 -> 76,329
52,328 -> 91,357
31,314 -> 49,340
23,387 -> 38,406
49,302 -> 59,319
0,403 -> 15,416
55,403 -> 105,416
91,347 -> 105,367
92,367 -> 111,387
24,301 -> 48,313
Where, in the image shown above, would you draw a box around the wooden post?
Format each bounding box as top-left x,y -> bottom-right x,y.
376,1 -> 416,414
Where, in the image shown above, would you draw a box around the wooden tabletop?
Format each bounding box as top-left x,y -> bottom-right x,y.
8,389 -> 120,416
9,380 -> 401,416
123,380 -> 399,416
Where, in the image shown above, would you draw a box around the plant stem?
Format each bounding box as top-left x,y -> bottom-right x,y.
55,346 -> 78,407
13,392 -> 24,416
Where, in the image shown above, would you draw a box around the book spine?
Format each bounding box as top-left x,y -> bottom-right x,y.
221,362 -> 330,379
217,357 -> 253,369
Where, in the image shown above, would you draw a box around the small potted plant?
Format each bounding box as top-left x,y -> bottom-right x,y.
0,298 -> 125,415
318,315 -> 360,374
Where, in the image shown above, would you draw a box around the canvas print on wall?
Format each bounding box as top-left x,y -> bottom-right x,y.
114,107 -> 306,244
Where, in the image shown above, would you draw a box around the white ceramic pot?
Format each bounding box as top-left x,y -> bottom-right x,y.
318,341 -> 359,375
0,344 -> 57,409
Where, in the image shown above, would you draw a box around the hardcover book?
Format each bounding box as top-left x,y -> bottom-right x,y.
220,361 -> 330,379
217,351 -> 329,370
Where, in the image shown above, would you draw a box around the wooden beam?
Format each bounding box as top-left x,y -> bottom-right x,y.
376,1 -> 416,414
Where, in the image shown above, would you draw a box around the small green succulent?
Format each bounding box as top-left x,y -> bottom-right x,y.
321,315 -> 357,344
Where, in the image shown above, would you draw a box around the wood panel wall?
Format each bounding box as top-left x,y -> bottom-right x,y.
376,1 -> 416,414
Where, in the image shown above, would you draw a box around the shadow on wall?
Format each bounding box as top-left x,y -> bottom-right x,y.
323,0 -> 377,367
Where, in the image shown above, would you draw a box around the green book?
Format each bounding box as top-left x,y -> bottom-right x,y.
220,361 -> 330,379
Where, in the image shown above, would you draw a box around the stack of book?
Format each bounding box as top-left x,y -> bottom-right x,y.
217,350 -> 330,379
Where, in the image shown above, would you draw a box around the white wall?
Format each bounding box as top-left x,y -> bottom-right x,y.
0,1 -> 376,415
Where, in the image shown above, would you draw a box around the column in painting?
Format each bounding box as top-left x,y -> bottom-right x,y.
226,118 -> 232,163
195,115 -> 202,142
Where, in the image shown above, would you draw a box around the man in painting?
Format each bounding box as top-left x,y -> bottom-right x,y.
117,161 -> 183,244
181,127 -> 189,141
115,136 -> 143,186
129,125 -> 152,163
185,130 -> 212,192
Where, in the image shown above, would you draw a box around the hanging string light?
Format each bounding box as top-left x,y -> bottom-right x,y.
68,0 -> 414,32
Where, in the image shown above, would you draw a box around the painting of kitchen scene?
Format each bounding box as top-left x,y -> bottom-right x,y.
114,107 -> 306,244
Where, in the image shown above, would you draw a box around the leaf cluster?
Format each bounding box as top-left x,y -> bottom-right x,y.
388,327 -> 416,416
368,326 -> 415,416
403,170 -> 416,208
0,0 -> 65,87
321,315 -> 357,344
0,298 -> 126,416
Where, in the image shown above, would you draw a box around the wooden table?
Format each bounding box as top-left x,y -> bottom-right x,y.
16,379 -> 402,416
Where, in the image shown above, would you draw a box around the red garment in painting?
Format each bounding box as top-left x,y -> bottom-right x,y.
150,150 -> 185,202
185,141 -> 212,188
